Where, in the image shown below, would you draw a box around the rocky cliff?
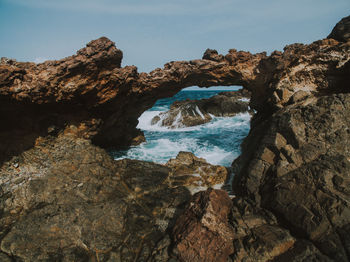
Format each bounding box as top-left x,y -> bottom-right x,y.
0,15 -> 349,262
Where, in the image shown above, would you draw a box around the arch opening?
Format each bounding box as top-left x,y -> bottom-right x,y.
111,86 -> 252,167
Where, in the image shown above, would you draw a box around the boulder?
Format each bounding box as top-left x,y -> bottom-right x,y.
166,152 -> 228,193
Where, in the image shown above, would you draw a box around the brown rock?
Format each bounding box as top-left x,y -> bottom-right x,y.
0,134 -> 191,261
166,152 -> 228,193
202,48 -> 225,62
172,189 -> 234,262
233,94 -> 350,261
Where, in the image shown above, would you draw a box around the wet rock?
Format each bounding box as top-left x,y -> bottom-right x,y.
166,152 -> 228,193
152,89 -> 251,128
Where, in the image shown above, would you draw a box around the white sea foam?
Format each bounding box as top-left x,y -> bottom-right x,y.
138,110 -> 250,133
117,91 -> 251,167
238,98 -> 250,102
114,137 -> 238,166
195,105 -> 205,119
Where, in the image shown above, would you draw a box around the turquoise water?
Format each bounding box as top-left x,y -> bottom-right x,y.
112,89 -> 251,167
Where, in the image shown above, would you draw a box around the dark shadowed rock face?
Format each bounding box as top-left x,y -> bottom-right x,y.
151,89 -> 251,128
328,15 -> 350,42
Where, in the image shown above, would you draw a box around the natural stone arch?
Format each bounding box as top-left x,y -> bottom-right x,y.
0,31 -> 348,162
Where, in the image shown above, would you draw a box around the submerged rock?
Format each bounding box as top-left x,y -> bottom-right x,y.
151,89 -> 251,128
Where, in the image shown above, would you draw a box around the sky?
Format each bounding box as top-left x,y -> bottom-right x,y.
0,0 -> 349,73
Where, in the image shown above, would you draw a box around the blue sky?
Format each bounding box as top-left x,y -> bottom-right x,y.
0,0 -> 349,73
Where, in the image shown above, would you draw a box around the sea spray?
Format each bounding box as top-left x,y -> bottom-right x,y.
112,90 -> 251,167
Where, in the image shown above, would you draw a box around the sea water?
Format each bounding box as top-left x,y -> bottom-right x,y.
112,89 -> 251,167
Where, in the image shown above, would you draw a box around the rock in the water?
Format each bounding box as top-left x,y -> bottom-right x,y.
166,151 -> 228,193
151,89 -> 251,128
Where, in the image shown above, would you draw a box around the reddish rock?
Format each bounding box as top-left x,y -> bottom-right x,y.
172,189 -> 234,262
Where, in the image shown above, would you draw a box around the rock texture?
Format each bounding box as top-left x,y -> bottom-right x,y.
231,93 -> 350,261
151,89 -> 251,128
0,133 -> 192,261
166,152 -> 228,193
172,189 -> 234,262
0,15 -> 350,262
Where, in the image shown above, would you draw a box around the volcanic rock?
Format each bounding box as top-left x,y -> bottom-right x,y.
151,89 -> 251,128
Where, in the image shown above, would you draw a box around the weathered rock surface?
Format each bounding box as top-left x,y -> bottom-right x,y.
0,15 -> 350,262
165,152 -> 228,193
171,189 -> 329,262
232,93 -> 350,261
0,133 -> 193,261
172,189 -> 234,262
151,89 -> 251,128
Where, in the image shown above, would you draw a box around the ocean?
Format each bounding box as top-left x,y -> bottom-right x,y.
112,89 -> 251,167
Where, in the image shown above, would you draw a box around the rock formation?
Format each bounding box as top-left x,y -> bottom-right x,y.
151,89 -> 251,128
0,15 -> 349,262
165,152 -> 228,193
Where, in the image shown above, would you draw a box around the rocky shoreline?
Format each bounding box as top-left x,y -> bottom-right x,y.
0,15 -> 349,261
151,89 -> 251,128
